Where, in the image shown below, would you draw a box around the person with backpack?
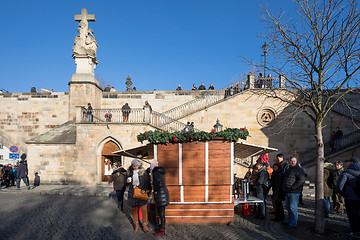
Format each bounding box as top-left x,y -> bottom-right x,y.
337,157 -> 360,238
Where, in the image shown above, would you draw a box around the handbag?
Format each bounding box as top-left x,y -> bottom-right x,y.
133,187 -> 149,201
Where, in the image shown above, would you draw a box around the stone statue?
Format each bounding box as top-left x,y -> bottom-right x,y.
126,76 -> 133,91
72,9 -> 98,58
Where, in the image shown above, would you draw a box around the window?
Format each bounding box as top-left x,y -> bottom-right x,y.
0,144 -> 3,149
0,155 -> 3,160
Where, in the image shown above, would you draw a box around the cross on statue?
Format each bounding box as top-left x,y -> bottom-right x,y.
75,8 -> 95,23
75,9 -> 96,41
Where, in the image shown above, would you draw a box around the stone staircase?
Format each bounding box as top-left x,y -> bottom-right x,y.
299,100 -> 360,167
160,78 -> 248,124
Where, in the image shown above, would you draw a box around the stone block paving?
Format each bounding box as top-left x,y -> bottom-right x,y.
0,185 -> 353,240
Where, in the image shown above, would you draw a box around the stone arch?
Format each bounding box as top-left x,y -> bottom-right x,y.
96,137 -> 123,183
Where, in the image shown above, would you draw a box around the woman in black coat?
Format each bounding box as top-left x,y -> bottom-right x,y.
127,159 -> 151,233
271,162 -> 285,221
152,166 -> 170,237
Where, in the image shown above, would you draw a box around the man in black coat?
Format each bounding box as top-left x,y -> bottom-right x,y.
282,157 -> 305,228
253,162 -> 270,219
109,164 -> 127,211
17,154 -> 30,190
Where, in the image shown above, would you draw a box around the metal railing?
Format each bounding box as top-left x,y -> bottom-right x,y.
162,78 -> 251,121
80,107 -> 145,123
329,99 -> 360,122
299,129 -> 360,166
151,111 -> 200,132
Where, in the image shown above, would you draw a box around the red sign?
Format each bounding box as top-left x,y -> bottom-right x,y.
9,145 -> 19,153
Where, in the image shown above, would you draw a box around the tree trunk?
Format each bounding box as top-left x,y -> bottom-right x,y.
314,123 -> 325,234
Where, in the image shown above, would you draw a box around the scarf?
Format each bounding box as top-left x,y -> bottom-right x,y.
132,169 -> 140,188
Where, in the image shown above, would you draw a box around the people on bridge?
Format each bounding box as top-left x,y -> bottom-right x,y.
208,83 -> 214,90
104,85 -> 110,92
121,103 -> 131,122
198,82 -> 206,90
333,127 -> 343,151
192,84 -> 197,90
87,103 -> 93,122
176,85 -> 182,91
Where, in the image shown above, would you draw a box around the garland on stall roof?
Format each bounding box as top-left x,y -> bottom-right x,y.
137,127 -> 249,144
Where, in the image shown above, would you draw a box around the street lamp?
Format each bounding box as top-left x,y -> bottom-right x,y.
262,42 -> 269,77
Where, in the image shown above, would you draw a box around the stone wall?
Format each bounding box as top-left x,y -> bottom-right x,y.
0,92 -> 69,154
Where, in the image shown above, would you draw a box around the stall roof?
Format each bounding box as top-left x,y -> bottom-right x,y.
113,142 -> 277,161
113,144 -> 154,159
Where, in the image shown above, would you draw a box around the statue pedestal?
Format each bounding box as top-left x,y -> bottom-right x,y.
69,56 -> 101,120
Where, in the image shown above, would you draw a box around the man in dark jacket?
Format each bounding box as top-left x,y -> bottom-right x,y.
282,157 -> 305,228
17,154 -> 30,190
332,161 -> 344,213
337,157 -> 360,237
109,164 -> 127,211
271,162 -> 284,221
253,162 -> 270,219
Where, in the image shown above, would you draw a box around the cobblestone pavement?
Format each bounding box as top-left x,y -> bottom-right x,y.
0,186 -> 353,240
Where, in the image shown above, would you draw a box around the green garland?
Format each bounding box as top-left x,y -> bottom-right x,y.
137,127 -> 249,144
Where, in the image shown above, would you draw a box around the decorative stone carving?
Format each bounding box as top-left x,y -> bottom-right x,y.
126,76 -> 133,91
257,108 -> 276,126
72,9 -> 98,59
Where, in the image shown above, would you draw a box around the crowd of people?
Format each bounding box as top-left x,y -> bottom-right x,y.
0,154 -> 34,190
241,153 -> 360,237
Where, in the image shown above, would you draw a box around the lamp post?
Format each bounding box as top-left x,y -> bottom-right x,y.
262,42 -> 269,77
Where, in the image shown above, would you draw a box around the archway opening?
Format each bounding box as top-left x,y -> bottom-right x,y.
101,140 -> 122,182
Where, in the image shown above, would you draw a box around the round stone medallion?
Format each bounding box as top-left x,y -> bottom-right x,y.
257,108 -> 276,126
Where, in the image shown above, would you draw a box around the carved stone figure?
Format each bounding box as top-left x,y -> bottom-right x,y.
126,76 -> 133,91
72,9 -> 97,58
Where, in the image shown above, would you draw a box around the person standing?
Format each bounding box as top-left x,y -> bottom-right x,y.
17,154 -> 30,190
253,162 -> 270,219
109,164 -> 127,211
332,161 -> 344,213
282,157 -> 305,228
3,164 -> 12,188
337,157 -> 360,237
87,103 -> 93,122
276,153 -> 289,171
198,82 -> 206,90
121,103 -> 131,122
208,83 -> 215,90
271,162 -> 285,221
323,160 -> 334,217
191,84 -> 197,90
333,127 -> 343,151
151,161 -> 170,237
127,159 -> 151,234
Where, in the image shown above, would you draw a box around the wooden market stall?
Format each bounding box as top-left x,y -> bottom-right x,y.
114,140 -> 277,224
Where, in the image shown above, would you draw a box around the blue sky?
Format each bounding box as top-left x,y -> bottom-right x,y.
0,0 -> 289,92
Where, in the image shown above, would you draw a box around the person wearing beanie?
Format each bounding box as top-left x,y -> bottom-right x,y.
127,159 -> 151,233
17,155 -> 30,190
337,157 -> 360,237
